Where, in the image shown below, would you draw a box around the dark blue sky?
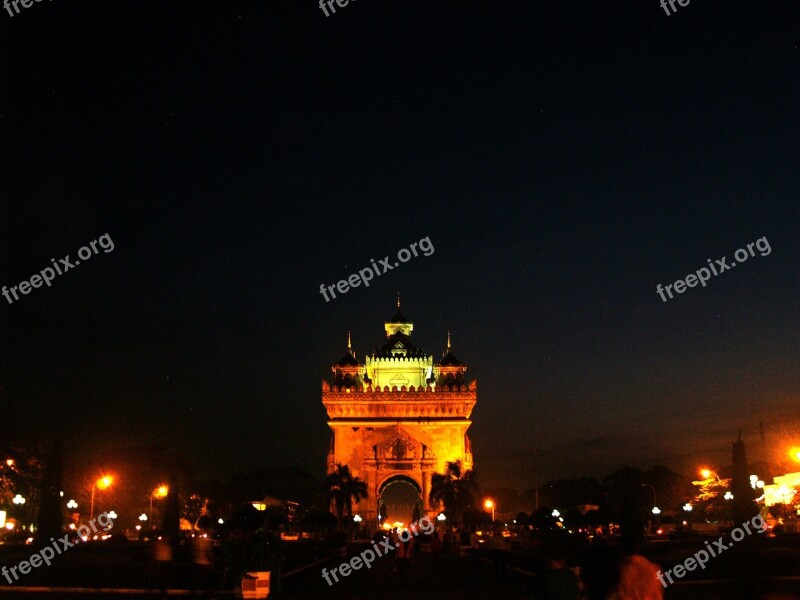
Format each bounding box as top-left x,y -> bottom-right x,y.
1,0 -> 798,488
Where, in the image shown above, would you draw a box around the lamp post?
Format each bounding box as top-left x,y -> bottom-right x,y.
149,485 -> 169,527
12,494 -> 25,523
641,484 -> 658,528
90,476 -> 113,522
484,499 -> 495,522
700,468 -> 721,483
532,448 -> 539,511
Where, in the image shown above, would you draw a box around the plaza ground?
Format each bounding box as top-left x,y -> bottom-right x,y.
2,541 -> 800,599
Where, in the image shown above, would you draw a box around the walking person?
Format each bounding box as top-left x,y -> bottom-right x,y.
395,530 -> 415,590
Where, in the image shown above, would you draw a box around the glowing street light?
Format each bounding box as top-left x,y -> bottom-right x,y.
353,514 -> 362,523
90,475 -> 113,521
437,513 -> 446,521
699,468 -> 721,482
107,511 -> 118,520
724,491 -> 734,500
138,513 -> 148,522
66,499 -> 78,510
6,459 -> 14,467
551,509 -> 560,518
12,494 -> 26,505
651,507 -> 661,515
683,503 -> 693,512
484,499 -> 495,522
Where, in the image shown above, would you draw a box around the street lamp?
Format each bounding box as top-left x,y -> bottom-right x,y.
484,499 -> 495,522
641,484 -> 658,528
12,494 -> 26,524
700,468 -> 721,483
67,499 -> 78,510
437,513 -> 446,521
149,485 -> 169,526
90,476 -> 113,521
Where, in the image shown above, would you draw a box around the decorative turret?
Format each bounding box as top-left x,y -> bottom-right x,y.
435,331 -> 467,388
327,298 -> 473,392
385,293 -> 414,337
331,331 -> 363,389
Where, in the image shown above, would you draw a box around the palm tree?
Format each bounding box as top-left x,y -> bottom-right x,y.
324,464 -> 368,529
429,460 -> 477,525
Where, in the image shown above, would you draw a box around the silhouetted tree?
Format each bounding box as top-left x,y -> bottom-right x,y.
162,476 -> 180,539
324,464 -> 367,529
731,433 -> 757,523
36,441 -> 64,544
428,460 -> 478,526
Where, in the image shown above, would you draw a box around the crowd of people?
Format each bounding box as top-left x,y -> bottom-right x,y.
372,520 -> 665,600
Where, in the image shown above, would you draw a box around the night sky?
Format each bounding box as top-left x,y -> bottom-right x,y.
1,1 -> 798,489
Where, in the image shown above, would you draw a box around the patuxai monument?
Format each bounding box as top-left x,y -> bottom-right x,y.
322,299 -> 477,526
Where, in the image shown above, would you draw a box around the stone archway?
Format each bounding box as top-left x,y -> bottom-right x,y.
378,475 -> 422,527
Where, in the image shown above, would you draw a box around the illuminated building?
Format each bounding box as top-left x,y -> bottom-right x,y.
322,299 -> 476,524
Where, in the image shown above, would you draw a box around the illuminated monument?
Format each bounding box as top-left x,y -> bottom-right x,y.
322,299 -> 476,525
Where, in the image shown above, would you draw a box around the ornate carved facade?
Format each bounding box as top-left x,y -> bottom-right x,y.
322,300 -> 476,523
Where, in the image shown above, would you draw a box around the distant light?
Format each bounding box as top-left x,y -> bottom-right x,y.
551,509 -> 560,518
700,469 -> 712,479
139,513 -> 148,521
683,503 -> 693,512
218,518 -> 224,525
652,507 -> 661,515
67,500 -> 78,509
13,495 -> 25,505
353,514 -> 362,523
108,511 -> 118,520
724,491 -> 734,500
135,525 -> 141,531
5,459 -> 13,467
5,523 -> 14,531
59,491 -> 64,497
757,480 -> 765,488
437,513 -> 446,521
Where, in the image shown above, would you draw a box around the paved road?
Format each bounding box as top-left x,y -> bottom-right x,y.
282,550 -> 533,600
